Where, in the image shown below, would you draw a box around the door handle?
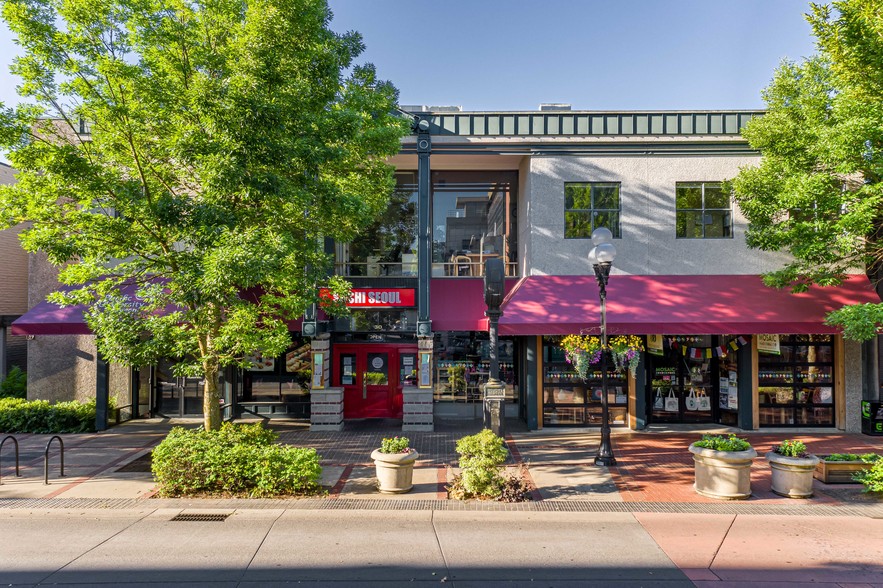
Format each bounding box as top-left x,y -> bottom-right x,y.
362,373 -> 367,399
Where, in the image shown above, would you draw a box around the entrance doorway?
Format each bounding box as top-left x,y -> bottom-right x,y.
646,352 -> 716,424
333,343 -> 418,419
152,359 -> 204,417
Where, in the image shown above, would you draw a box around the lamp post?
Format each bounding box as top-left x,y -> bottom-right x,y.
588,227 -> 617,466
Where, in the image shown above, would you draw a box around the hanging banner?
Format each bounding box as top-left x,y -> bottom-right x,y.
757,334 -> 781,355
647,334 -> 664,356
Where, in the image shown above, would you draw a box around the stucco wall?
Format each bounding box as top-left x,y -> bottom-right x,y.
526,154 -> 792,276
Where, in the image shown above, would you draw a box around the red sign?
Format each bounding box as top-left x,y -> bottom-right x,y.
319,288 -> 416,308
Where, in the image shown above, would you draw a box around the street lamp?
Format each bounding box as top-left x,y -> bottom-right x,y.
588,227 -> 617,466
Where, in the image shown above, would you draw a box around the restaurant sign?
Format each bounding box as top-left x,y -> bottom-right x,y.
319,288 -> 416,308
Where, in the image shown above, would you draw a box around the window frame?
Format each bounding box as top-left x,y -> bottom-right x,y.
563,182 -> 622,240
675,181 -> 733,239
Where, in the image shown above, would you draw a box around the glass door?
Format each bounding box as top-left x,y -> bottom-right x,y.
153,358 -> 204,417
647,353 -> 715,424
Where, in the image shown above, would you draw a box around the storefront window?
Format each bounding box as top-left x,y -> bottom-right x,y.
758,334 -> 834,427
433,331 -> 517,403
243,336 -> 312,404
431,171 -> 518,277
542,337 -> 628,427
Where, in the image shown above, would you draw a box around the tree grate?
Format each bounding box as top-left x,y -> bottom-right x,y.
170,513 -> 230,522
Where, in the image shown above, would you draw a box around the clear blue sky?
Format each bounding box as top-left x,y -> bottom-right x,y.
0,0 -> 817,114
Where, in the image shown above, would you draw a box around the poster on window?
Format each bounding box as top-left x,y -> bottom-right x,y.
247,352 -> 275,372
285,342 -> 311,373
647,334 -> 664,356
757,334 -> 781,355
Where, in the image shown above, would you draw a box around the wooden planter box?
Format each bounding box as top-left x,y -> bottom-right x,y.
814,457 -> 874,484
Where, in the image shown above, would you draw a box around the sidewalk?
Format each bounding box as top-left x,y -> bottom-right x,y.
1,418 -> 882,512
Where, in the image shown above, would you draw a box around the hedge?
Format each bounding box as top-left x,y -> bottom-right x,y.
151,422 -> 322,497
0,397 -> 97,433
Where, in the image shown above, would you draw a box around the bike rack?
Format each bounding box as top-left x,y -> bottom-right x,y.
44,435 -> 64,485
0,435 -> 20,484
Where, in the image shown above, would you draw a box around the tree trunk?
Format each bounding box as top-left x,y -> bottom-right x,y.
202,356 -> 222,431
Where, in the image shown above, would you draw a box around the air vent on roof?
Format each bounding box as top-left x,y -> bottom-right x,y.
540,103 -> 571,111
428,105 -> 462,112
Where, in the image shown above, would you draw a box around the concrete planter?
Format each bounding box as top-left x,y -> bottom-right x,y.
814,456 -> 876,484
688,443 -> 757,500
766,452 -> 820,498
371,448 -> 419,494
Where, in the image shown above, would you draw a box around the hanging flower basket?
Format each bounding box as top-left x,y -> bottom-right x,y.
560,335 -> 644,378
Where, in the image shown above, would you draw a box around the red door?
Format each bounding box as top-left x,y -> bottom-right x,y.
334,344 -> 417,419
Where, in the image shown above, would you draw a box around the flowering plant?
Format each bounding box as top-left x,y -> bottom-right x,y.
560,334 -> 644,378
379,436 -> 411,454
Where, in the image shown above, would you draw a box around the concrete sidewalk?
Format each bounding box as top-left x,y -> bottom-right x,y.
1,418 -> 882,510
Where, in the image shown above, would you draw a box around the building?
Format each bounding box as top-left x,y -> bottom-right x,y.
0,162 -> 28,386
12,106 -> 883,433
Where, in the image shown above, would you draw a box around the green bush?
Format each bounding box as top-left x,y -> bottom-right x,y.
772,439 -> 808,458
0,397 -> 96,433
151,422 -> 322,497
379,436 -> 410,453
449,429 -> 509,499
825,453 -> 881,462
0,366 -> 27,399
693,434 -> 752,452
854,458 -> 883,493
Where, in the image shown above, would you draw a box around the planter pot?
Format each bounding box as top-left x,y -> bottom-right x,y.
766,452 -> 820,498
371,448 -> 419,494
814,456 -> 874,484
688,443 -> 757,500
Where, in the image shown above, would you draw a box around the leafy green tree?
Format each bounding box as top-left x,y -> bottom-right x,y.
729,0 -> 883,340
0,0 -> 409,429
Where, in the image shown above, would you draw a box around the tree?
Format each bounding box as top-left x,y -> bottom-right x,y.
729,0 -> 883,341
0,0 -> 410,429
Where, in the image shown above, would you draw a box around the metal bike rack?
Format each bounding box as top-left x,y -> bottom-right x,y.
0,435 -> 20,484
44,435 -> 64,485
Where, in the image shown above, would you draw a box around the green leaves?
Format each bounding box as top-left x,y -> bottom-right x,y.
0,0 -> 409,428
730,1 -> 883,339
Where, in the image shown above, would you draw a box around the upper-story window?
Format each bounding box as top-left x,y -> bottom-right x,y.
564,182 -> 621,239
675,182 -> 732,239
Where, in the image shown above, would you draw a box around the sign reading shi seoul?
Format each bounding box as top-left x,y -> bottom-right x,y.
319,288 -> 416,308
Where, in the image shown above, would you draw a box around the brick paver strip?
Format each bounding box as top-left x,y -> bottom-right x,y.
1,497 -> 881,517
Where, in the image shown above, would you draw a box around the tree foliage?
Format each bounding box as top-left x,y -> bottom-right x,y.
0,0 -> 409,428
729,0 -> 883,340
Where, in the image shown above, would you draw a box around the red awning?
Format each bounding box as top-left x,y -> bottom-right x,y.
498,274 -> 880,336
430,278 -> 518,332
10,297 -> 92,336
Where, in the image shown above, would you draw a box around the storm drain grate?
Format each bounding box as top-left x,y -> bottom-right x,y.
171,513 -> 230,522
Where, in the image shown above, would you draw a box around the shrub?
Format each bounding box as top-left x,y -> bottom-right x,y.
772,439 -> 809,458
0,366 -> 27,399
379,436 -> 410,454
449,429 -> 509,499
854,458 -> 883,493
151,422 -> 322,497
0,397 -> 96,433
693,434 -> 752,452
825,453 -> 881,463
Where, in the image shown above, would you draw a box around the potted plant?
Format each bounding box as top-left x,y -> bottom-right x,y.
814,453 -> 881,484
561,334 -> 644,377
371,436 -> 419,494
765,439 -> 820,498
688,434 -> 756,500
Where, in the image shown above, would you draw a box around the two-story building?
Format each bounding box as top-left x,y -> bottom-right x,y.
12,106 -> 883,433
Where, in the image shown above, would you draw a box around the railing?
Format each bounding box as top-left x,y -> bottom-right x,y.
0,435 -> 20,484
44,435 -> 64,485
334,260 -> 518,278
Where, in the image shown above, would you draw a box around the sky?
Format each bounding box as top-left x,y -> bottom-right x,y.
0,0 -> 818,116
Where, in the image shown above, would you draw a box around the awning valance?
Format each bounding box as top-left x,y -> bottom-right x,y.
498,274 -> 880,336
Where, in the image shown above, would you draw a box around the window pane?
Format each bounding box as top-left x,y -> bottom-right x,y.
593,211 -> 620,237
565,211 -> 593,238
704,211 -> 730,238
565,184 -> 592,209
676,211 -> 704,238
676,184 -> 702,208
704,184 -> 729,208
592,184 -> 620,209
